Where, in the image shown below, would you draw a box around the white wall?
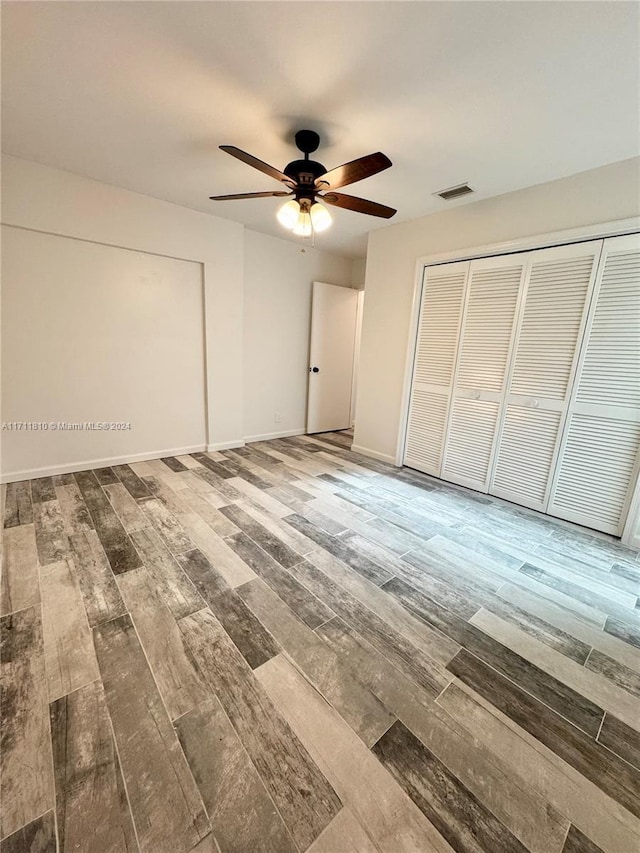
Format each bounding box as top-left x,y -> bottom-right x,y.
2,226 -> 206,476
0,155 -> 358,480
242,230 -> 353,441
354,156 -> 640,463
1,154 -> 245,470
351,257 -> 367,290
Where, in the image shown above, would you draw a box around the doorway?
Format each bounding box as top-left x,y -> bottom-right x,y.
307,281 -> 364,434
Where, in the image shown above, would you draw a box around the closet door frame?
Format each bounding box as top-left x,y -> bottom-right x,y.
396,217 -> 639,546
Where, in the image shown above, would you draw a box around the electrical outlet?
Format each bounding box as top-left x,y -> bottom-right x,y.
274,411 -> 282,424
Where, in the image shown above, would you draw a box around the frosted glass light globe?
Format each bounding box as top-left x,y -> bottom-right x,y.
293,212 -> 312,237
277,199 -> 300,229
310,202 -> 332,232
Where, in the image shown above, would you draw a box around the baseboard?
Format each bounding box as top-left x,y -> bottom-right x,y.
0,443 -> 207,484
244,428 -> 306,444
207,440 -> 246,451
351,444 -> 399,466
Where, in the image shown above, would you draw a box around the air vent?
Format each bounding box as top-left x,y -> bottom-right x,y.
435,183 -> 474,201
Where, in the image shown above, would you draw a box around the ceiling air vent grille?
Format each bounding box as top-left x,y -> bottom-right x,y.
435,183 -> 474,201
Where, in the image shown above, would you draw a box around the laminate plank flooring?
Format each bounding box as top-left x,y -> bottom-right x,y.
372,720 -> 530,853
238,578 -> 395,745
220,503 -> 303,568
562,825 -> 605,853
286,513 -> 394,584
226,530 -> 335,628
447,650 -> 640,819
112,463 -> 152,499
177,547 -> 280,670
93,614 -> 210,853
39,558 -> 100,701
306,807 -> 379,853
3,429 -> 640,852
56,483 -> 95,535
140,496 -> 193,554
0,812 -> 57,853
437,684 -> 640,853
1,524 -> 40,615
1,607 -> 54,839
3,481 -> 33,527
94,467 -> 120,486
103,482 -> 150,533
161,456 -> 189,473
32,500 -> 69,566
49,680 -> 137,852
469,608 -> 640,731
75,471 -> 142,573
68,530 -> 127,627
597,711 -> 640,770
175,697 -> 298,853
129,526 -> 204,619
178,608 -> 341,851
30,477 -> 57,504
315,618 -> 569,853
256,653 -> 455,853
117,566 -> 209,719
384,576 -> 605,735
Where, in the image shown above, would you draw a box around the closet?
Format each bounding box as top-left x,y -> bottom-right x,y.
403,233 -> 640,536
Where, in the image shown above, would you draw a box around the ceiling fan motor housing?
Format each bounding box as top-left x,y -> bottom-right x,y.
284,158 -> 326,196
284,130 -> 326,198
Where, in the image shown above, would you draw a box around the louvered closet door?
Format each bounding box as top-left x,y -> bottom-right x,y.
440,255 -> 524,491
490,241 -> 602,511
548,234 -> 640,534
404,261 -> 469,475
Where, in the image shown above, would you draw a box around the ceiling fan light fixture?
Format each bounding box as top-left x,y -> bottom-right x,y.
292,211 -> 312,237
212,133 -> 396,232
310,202 -> 332,233
276,198 -> 300,229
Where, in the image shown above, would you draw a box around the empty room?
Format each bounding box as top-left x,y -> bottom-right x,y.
2,2 -> 640,852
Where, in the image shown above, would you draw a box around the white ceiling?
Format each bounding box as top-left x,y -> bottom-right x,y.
2,1 -> 639,258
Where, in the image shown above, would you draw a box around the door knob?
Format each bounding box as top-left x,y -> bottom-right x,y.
310,366 -> 320,373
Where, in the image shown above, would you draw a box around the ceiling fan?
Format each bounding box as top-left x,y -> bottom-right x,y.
210,130 -> 396,236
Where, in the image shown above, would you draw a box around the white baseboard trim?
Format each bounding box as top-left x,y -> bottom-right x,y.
207,440 -> 246,451
0,444 -> 207,484
351,444 -> 399,466
244,428 -> 306,444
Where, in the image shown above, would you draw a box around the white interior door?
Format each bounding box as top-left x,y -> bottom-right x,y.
307,281 -> 359,434
491,241 -> 602,511
548,234 -> 640,534
403,261 -> 469,476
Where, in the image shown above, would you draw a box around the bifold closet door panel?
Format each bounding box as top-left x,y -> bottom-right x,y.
440,256 -> 524,491
404,261 -> 469,475
548,234 -> 640,534
491,241 -> 602,511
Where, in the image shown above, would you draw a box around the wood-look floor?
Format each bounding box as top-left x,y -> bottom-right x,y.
2,430 -> 640,853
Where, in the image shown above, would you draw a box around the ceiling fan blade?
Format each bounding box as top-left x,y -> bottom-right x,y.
220,145 -> 295,186
209,191 -> 292,201
321,192 -> 396,219
315,152 -> 391,190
